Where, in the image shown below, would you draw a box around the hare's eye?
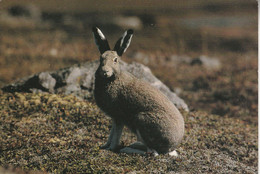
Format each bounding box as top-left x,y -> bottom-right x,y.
113,58 -> 118,63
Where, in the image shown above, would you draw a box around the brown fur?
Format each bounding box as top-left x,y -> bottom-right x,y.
94,51 -> 184,154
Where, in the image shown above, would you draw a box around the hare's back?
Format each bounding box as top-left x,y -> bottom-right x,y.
120,73 -> 179,113
122,73 -> 184,145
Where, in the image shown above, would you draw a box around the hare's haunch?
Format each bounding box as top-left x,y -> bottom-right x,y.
93,27 -> 184,156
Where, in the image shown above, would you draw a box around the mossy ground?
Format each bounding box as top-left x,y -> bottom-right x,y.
0,91 -> 257,173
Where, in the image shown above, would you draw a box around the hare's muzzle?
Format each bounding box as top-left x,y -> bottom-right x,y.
100,67 -> 113,78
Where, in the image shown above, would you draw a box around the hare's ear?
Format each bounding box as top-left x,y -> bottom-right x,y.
113,29 -> 133,56
92,27 -> 110,54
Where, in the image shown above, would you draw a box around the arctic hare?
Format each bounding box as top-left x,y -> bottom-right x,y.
93,27 -> 184,156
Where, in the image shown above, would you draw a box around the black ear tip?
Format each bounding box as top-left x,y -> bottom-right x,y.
92,26 -> 98,32
127,29 -> 134,34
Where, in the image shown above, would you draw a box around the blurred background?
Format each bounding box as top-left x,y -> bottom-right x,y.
0,0 -> 257,123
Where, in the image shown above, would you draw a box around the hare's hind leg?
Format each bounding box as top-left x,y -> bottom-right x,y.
120,143 -> 159,156
120,146 -> 146,155
129,141 -> 147,151
119,129 -> 147,155
120,129 -> 159,156
101,120 -> 124,151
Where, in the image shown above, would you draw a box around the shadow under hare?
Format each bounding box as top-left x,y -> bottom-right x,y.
93,27 -> 184,156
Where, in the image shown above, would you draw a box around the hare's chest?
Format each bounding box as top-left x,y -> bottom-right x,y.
94,81 -> 120,110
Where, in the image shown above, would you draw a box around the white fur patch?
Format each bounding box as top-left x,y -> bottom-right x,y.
147,148 -> 159,157
123,35 -> 133,53
169,150 -> 178,157
120,31 -> 128,46
97,28 -> 106,40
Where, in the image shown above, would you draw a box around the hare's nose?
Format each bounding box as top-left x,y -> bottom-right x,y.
103,70 -> 109,76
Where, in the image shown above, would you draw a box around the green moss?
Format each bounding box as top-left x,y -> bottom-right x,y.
0,91 -> 257,173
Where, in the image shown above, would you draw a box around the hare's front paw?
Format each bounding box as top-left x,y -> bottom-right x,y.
108,145 -> 120,152
100,143 -> 119,152
100,143 -> 110,149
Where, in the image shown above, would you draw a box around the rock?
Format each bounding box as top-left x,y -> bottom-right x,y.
190,55 -> 221,70
7,4 -> 42,21
170,55 -> 221,70
94,15 -> 143,30
2,60 -> 189,111
138,14 -> 156,27
129,51 -> 150,65
170,55 -> 192,64
49,48 -> 58,56
38,72 -> 56,93
174,87 -> 183,96
0,4 -> 43,28
112,16 -> 143,30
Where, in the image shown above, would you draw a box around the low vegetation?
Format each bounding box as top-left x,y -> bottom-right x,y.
0,92 -> 257,173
